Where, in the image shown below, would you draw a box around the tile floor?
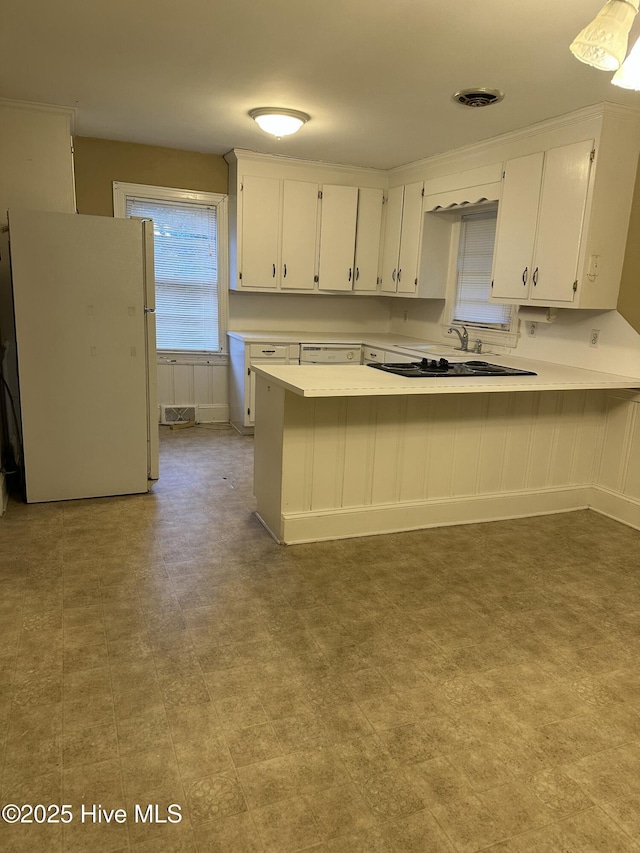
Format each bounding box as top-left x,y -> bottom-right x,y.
1,425 -> 640,851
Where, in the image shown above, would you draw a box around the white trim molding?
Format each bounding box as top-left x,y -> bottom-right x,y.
112,181 -> 229,356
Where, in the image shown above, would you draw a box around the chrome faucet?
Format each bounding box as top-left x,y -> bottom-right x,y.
447,325 -> 469,352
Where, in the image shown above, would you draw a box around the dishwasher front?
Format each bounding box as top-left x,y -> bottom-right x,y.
299,344 -> 361,364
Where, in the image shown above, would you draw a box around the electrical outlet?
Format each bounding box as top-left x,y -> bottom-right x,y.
590,329 -> 600,347
528,322 -> 537,337
403,310 -> 408,322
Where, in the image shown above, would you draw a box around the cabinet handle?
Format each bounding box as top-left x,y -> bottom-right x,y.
392,268 -> 396,282
397,268 -> 402,283
522,267 -> 528,286
283,263 -> 287,278
532,267 -> 538,287
356,267 -> 360,281
348,267 -> 352,282
272,264 -> 276,278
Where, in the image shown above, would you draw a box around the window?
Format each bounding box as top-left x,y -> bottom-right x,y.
113,182 -> 228,354
452,208 -> 512,330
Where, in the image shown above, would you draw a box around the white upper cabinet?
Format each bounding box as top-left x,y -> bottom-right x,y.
490,107 -> 640,310
397,182 -> 425,294
226,150 -> 385,295
353,187 -> 384,292
239,175 -> 281,289
236,174 -> 319,291
0,100 -> 76,228
318,185 -> 358,291
533,141 -> 593,303
491,141 -> 594,305
489,152 -> 543,302
380,182 -> 425,295
280,180 -> 319,291
227,107 -> 640,307
317,185 -> 383,292
380,186 -> 404,293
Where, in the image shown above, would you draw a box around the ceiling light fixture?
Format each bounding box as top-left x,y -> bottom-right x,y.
570,0 -> 639,71
249,108 -> 310,138
612,35 -> 640,87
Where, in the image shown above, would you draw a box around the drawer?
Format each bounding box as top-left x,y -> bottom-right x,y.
249,344 -> 290,359
362,346 -> 384,363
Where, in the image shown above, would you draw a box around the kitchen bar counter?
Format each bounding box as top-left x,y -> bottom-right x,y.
252,360 -> 640,544
251,358 -> 640,397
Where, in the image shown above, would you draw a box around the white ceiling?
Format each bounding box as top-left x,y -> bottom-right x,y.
3,0 -> 640,170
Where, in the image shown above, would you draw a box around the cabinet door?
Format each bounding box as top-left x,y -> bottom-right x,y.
380,185 -> 404,292
491,153 -> 544,300
397,181 -> 424,294
0,103 -> 76,228
280,180 -> 319,290
530,140 -> 593,304
318,185 -> 358,291
354,187 -> 383,292
240,175 -> 281,288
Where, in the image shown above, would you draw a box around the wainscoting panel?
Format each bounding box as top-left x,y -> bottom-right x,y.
156,360 -> 229,422
287,389 -> 609,515
254,380 -> 640,543
598,391 -> 640,500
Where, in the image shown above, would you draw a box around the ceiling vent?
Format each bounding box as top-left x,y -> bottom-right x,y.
452,88 -> 505,108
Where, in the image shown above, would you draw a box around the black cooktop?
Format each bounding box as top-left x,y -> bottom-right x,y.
368,358 -> 537,378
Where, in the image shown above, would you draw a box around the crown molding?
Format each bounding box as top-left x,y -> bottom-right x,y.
0,97 -> 77,134
387,101 -> 640,177
224,148 -> 385,178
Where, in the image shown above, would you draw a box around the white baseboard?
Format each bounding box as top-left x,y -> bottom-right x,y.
196,404 -> 229,423
589,486 -> 640,532
230,422 -> 254,436
277,486 -> 594,545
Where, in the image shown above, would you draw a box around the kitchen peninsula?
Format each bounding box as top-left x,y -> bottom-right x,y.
252,358 -> 640,544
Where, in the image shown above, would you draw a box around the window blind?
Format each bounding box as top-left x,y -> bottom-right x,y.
126,197 -> 219,351
452,210 -> 511,328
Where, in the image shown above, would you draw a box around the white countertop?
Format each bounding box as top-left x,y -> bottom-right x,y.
228,330 -> 428,347
251,357 -> 640,398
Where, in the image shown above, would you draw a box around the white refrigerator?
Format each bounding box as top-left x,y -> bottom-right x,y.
0,208 -> 159,503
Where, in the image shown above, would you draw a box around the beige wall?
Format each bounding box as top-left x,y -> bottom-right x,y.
73,137 -> 228,216
618,152 -> 640,334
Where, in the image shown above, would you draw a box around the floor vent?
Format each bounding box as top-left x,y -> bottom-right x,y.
160,405 -> 197,425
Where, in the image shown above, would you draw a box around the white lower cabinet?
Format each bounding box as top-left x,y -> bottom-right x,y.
228,337 -> 300,432
362,346 -> 415,364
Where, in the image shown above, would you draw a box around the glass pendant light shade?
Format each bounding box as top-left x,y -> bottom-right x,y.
249,108 -> 310,137
612,35 -> 640,86
570,0 -> 639,71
